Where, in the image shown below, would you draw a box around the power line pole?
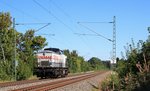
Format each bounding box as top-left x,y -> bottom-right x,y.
111,16 -> 116,68
76,16 -> 117,68
13,18 -> 17,81
113,16 -> 116,63
12,18 -> 51,81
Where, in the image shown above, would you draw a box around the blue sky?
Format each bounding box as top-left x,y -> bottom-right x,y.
0,0 -> 150,60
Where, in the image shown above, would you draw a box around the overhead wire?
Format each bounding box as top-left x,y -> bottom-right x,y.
0,1 -> 52,33
76,22 -> 114,58
48,0 -> 84,44
33,0 -> 95,53
33,0 -> 75,33
0,1 -> 42,22
47,35 -> 71,49
74,33 -> 101,36
14,22 -> 51,33
15,23 -> 51,25
33,0 -> 113,59
53,0 -> 95,51
49,0 -> 74,23
35,23 -> 51,32
77,22 -> 112,42
78,22 -> 113,23
47,0 -> 95,51
45,0 -> 73,48
33,0 -> 90,50
47,25 -> 74,49
35,33 -> 55,36
1,1 -> 74,51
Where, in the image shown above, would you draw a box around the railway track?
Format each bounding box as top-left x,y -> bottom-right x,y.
0,71 -> 94,88
12,71 -> 106,91
0,79 -> 39,88
0,71 -> 107,91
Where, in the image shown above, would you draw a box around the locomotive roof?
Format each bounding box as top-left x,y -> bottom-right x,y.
44,48 -> 62,53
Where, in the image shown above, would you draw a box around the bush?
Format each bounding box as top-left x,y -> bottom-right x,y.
0,60 -> 13,81
101,72 -> 120,91
17,60 -> 32,80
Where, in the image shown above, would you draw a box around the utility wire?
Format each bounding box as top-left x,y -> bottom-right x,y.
0,1 -> 41,22
74,33 -> 101,36
35,23 -> 51,32
49,0 -> 92,50
33,0 -> 75,33
49,36 -> 71,49
48,26 -> 76,48
49,1 -> 101,51
78,22 -> 113,23
33,0 -> 94,52
1,1 -> 51,32
36,33 -> 55,36
15,22 -> 51,33
77,22 -> 112,42
50,0 -> 74,22
33,0 -> 78,49
15,23 -> 51,25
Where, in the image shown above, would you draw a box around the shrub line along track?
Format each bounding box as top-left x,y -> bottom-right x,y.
12,71 -> 107,91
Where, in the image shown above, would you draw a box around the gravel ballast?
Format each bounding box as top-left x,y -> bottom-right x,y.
0,71 -> 111,91
51,71 -> 111,91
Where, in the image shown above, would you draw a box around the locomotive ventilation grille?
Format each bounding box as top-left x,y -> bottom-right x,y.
41,61 -> 49,67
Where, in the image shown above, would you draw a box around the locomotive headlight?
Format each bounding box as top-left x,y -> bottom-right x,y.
38,62 -> 40,66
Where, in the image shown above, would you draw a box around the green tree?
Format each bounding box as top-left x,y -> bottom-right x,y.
17,30 -> 47,80
102,27 -> 150,91
0,12 -> 15,80
64,50 -> 93,73
88,57 -> 104,70
0,12 -> 47,81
